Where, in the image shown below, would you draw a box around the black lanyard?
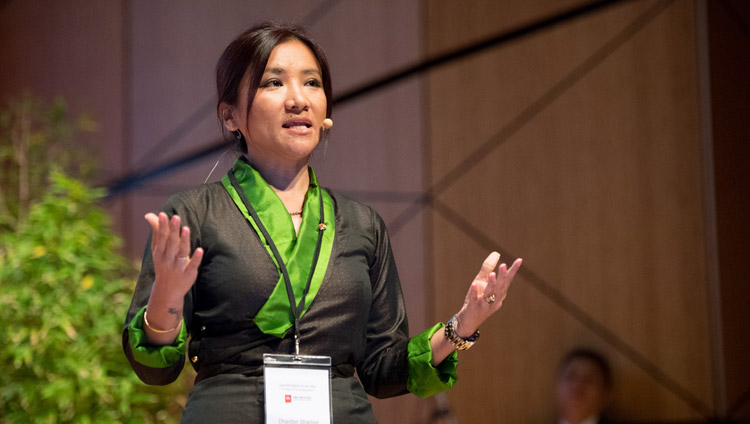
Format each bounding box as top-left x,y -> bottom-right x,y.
229,170 -> 326,355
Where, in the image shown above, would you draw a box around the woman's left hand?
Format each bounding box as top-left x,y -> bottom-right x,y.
453,252 -> 522,338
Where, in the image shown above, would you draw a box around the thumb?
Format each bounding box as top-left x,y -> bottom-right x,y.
187,248 -> 204,273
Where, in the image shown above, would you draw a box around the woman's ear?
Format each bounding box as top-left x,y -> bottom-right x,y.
219,102 -> 239,131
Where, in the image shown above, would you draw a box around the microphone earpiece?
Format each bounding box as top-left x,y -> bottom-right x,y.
322,118 -> 333,129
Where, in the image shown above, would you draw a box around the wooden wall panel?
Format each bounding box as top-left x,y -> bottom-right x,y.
425,0 -> 715,422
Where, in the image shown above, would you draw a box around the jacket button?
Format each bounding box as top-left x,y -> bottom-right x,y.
191,356 -> 198,363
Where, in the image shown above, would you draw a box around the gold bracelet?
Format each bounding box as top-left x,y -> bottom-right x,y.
444,315 -> 480,350
143,309 -> 181,334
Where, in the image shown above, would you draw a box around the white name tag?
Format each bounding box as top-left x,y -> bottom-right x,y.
263,354 -> 332,424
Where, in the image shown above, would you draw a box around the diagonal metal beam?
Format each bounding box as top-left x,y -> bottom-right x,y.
334,0 -> 633,105
386,0 -> 675,236
105,0 -> 634,197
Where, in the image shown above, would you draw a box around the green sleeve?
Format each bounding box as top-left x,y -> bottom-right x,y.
407,322 -> 458,398
127,306 -> 188,368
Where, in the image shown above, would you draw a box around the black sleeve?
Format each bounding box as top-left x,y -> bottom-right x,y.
121,192 -> 201,386
356,211 -> 411,399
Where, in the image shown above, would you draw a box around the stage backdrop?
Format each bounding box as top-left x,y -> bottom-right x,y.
423,0 -> 749,422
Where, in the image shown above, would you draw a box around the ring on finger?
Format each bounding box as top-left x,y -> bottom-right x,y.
177,256 -> 189,263
484,294 -> 496,304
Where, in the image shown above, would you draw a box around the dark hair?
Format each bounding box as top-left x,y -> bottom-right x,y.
558,348 -> 613,388
215,22 -> 333,152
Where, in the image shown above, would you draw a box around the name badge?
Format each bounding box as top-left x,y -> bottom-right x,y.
263,354 -> 332,424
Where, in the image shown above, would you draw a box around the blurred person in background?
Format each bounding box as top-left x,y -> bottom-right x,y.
555,348 -> 614,424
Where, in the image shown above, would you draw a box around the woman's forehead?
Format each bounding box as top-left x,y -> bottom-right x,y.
264,40 -> 321,75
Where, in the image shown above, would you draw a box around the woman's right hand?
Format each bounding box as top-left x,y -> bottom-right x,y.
142,212 -> 203,344
145,212 -> 203,295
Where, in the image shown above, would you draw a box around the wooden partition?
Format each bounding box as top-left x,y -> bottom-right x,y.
424,0 -> 725,422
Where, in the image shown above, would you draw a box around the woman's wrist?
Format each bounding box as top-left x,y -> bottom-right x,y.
144,279 -> 186,344
444,315 -> 480,351
453,309 -> 479,339
142,309 -> 182,346
144,309 -> 182,333
149,276 -> 189,302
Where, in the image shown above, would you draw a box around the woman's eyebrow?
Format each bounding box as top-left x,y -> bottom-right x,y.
264,67 -> 321,77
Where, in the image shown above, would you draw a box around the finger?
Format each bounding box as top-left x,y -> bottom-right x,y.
495,258 -> 523,296
466,280 -> 482,304
176,226 -> 191,261
482,271 -> 501,306
151,212 -> 170,255
487,271 -> 497,294
489,270 -> 514,308
144,213 -> 160,251
475,251 -> 501,282
509,258 -> 523,275
144,212 -> 159,230
164,215 -> 182,258
502,258 -> 523,282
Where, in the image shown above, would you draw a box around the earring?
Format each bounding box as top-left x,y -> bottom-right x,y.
234,130 -> 243,140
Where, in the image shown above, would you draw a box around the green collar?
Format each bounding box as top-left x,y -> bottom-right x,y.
221,158 -> 335,338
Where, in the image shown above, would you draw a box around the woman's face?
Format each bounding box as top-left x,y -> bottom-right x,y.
229,40 -> 327,170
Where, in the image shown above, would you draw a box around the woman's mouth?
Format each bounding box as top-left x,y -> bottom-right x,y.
282,120 -> 312,129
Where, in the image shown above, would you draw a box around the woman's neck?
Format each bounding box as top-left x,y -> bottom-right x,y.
248,158 -> 309,212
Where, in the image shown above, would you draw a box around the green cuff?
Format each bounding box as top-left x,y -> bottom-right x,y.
407,322 -> 458,398
128,306 -> 187,368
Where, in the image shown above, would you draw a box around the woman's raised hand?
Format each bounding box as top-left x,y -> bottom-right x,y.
453,252 -> 522,338
144,212 -> 204,297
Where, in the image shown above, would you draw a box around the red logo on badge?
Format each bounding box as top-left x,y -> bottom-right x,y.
285,394 -> 292,403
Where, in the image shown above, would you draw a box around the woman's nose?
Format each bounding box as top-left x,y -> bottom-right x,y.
284,84 -> 308,111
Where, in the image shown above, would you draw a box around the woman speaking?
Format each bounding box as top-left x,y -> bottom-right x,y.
123,22 -> 522,423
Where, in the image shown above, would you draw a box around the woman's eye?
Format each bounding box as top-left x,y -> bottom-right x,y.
262,79 -> 282,88
305,79 -> 322,88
